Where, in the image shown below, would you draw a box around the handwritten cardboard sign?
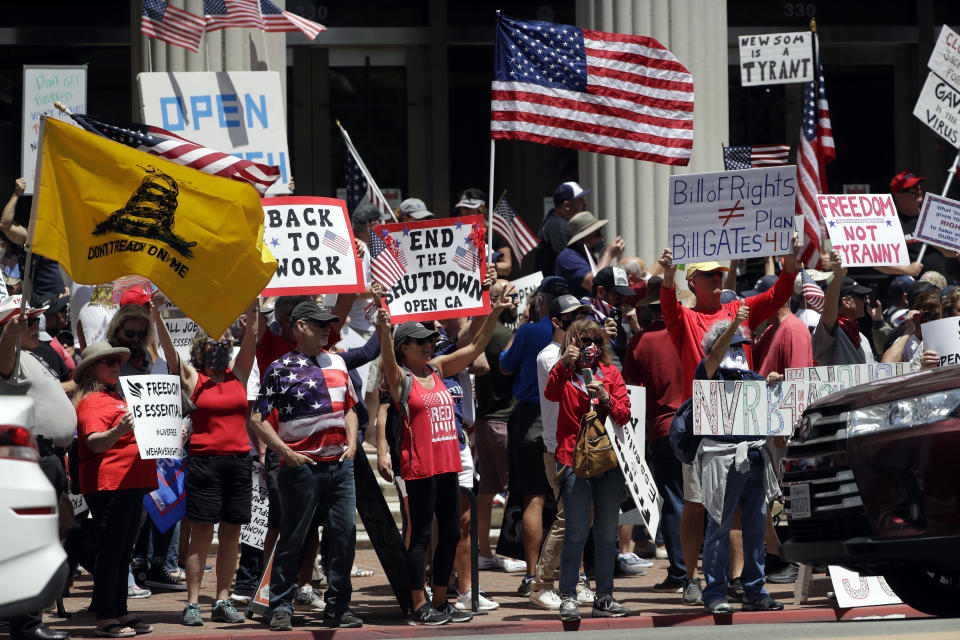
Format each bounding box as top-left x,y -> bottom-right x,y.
913,72 -> 960,149
829,566 -> 902,608
668,166 -> 797,262
611,386 -> 661,535
373,215 -> 490,323
738,31 -> 812,87
505,271 -> 543,330
818,194 -> 909,267
928,25 -> 960,95
784,363 -> 909,415
260,197 -> 364,296
915,193 -> 960,253
919,316 -> 960,368
692,380 -> 797,436
120,374 -> 185,460
162,317 -> 200,364
240,461 -> 270,551
22,65 -> 87,194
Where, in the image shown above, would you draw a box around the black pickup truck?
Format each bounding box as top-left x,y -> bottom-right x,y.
781,365 -> 960,617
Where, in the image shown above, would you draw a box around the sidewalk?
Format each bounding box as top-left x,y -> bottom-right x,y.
43,550 -> 925,638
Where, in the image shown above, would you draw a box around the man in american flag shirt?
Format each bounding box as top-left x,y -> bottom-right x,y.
249,300 -> 363,631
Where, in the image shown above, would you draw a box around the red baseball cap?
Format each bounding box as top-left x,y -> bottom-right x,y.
119,286 -> 151,307
890,171 -> 924,194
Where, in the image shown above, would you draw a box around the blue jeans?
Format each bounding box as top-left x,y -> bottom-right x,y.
647,438 -> 686,581
557,462 -> 624,598
270,458 -> 356,615
702,457 -> 768,605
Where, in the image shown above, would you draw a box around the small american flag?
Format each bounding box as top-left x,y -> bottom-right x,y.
322,230 -> 349,255
583,295 -> 610,323
491,14 -> 694,165
370,231 -> 406,288
722,144 -> 790,170
492,196 -> 538,262
453,245 -> 480,272
203,0 -> 262,31
801,269 -> 825,312
67,113 -> 280,195
141,0 -> 205,53
259,0 -> 326,39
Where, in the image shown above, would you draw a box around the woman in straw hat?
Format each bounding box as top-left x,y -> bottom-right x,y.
74,342 -> 157,638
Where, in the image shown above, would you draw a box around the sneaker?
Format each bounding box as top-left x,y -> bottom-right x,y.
456,590 -> 500,611
766,562 -> 799,584
528,588 -> 562,611
501,557 -> 527,573
408,603 -> 450,626
576,577 -> 595,605
655,545 -> 669,560
269,609 -> 293,631
652,576 -> 687,593
438,601 -> 473,622
230,592 -> 252,605
616,552 -> 651,575
182,602 -> 203,626
742,595 -> 784,611
592,595 -> 629,618
145,565 -> 187,591
726,577 -> 744,603
323,608 -> 363,628
682,577 -> 703,606
517,575 -> 535,595
127,585 -> 152,599
704,600 -> 735,615
477,555 -> 503,571
559,596 -> 580,622
170,567 -> 186,582
294,585 -> 325,612
212,599 -> 244,623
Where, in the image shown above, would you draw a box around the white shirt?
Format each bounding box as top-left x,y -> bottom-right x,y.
536,341 -> 561,453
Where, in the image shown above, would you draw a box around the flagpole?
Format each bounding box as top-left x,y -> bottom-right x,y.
917,149 -> 960,262
336,120 -> 397,222
809,18 -> 829,264
487,139 -> 496,262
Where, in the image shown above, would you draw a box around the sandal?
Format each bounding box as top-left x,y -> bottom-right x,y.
351,565 -> 375,577
119,617 -> 154,635
94,623 -> 136,638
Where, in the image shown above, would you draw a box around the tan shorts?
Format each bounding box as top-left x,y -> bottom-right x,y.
682,462 -> 702,504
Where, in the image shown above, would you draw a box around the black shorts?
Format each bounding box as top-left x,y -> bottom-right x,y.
185,454 -> 253,525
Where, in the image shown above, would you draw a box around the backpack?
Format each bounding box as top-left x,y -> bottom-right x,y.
669,397 -> 698,465
572,409 -> 619,479
384,364 -> 440,476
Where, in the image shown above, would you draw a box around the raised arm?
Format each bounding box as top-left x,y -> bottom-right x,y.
704,305 -> 749,379
231,302 -> 258,387
432,286 -> 516,378
372,285 -> 404,403
0,178 -> 27,246
150,300 -> 198,395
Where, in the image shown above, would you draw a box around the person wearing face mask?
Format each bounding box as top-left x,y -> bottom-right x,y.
554,211 -> 625,299
881,290 -> 941,370
152,301 -> 258,626
545,318 -> 631,622
106,304 -> 161,375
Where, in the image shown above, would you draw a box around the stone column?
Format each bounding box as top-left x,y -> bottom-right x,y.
576,0 -> 728,265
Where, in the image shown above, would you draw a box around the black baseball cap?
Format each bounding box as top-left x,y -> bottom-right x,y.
593,266 -> 634,297
839,277 -> 871,297
394,321 -> 439,344
537,276 -> 569,296
290,300 -> 338,324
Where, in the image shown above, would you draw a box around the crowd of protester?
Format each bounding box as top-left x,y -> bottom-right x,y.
2,169 -> 958,639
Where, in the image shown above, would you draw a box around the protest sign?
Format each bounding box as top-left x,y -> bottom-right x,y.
138,71 -> 292,194
928,25 -> 960,94
260,197 -> 364,296
120,375 -> 184,460
828,566 -> 901,608
69,493 -> 87,516
817,194 -> 909,267
373,215 -> 490,323
737,31 -> 812,87
784,363 -> 909,415
692,380 -> 796,436
611,386 -> 660,535
240,462 -> 270,550
161,316 -> 200,364
505,271 -> 543,330
22,65 -> 86,194
668,166 -> 797,262
915,193 -> 960,253
913,72 -> 960,149
919,316 -> 960,367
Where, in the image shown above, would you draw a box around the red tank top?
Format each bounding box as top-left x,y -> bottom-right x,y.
401,371 -> 461,481
189,370 -> 251,455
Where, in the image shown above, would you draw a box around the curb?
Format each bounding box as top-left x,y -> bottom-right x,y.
147,604 -> 927,639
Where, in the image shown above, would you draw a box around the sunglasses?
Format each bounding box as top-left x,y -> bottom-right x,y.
206,339 -> 232,348
123,329 -> 147,340
579,337 -> 602,347
99,356 -> 123,367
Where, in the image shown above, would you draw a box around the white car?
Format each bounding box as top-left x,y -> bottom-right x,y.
0,394 -> 69,618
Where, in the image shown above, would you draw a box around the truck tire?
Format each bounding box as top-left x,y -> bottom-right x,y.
883,569 -> 960,617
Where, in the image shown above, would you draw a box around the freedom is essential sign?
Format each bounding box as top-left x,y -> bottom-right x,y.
261,197 -> 364,296
668,166 -> 797,262
818,194 -> 909,267
120,374 -> 184,460
737,31 -> 813,87
373,215 -> 490,323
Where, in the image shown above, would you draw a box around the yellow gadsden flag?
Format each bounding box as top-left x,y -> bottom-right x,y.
32,117 -> 277,338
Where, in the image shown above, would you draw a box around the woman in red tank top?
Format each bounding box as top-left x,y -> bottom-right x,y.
374,276 -> 516,626
153,301 -> 258,626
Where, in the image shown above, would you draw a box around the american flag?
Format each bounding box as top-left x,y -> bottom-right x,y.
141,0 -> 205,53
67,113 -> 280,195
490,14 -> 694,165
259,0 -> 326,39
453,245 -> 480,272
583,295 -> 611,323
722,144 -> 791,170
800,269 -> 825,312
796,33 -> 835,269
341,125 -> 392,218
370,231 -> 406,288
203,0 -> 262,31
492,196 -> 538,263
322,229 -> 349,255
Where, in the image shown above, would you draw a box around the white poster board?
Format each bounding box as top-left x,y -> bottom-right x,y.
913,72 -> 960,149
915,193 -> 960,254
120,374 -> 185,459
817,194 -> 909,267
784,363 -> 909,415
240,461 -> 270,551
161,317 -> 200,364
22,65 -> 87,195
668,166 -> 797,262
919,316 -> 960,368
737,31 -> 813,86
260,197 -> 364,296
928,25 -> 960,94
828,566 -> 902,608
692,380 -> 796,436
611,386 -> 660,535
138,71 -> 292,195
505,271 -> 543,330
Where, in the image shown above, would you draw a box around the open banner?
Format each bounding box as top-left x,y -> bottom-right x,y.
818,194 -> 909,267
372,215 -> 490,323
260,197 -> 364,296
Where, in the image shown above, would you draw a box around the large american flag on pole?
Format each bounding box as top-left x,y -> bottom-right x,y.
491,14 -> 694,165
67,113 -> 281,195
141,0 -> 205,53
492,196 -> 538,263
370,231 -> 406,288
796,32 -> 835,268
722,144 -> 791,170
